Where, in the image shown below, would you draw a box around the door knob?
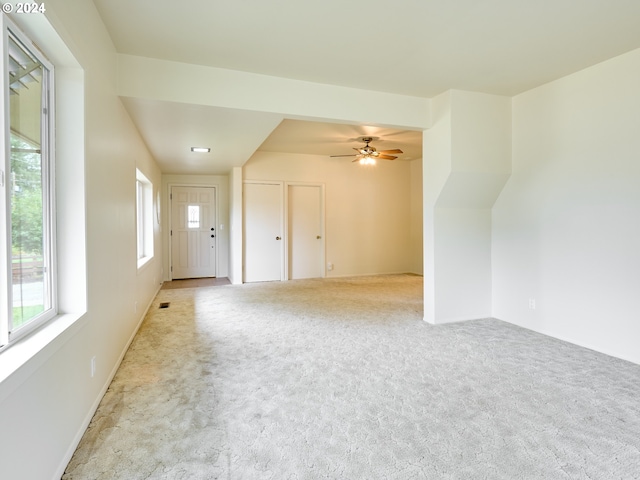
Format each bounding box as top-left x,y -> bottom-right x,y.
317,235 -> 321,239
276,236 -> 281,240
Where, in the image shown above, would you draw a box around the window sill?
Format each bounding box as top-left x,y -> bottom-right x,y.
137,255 -> 153,271
0,312 -> 87,402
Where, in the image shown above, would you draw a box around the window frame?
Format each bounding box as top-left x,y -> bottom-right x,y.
0,16 -> 56,348
136,168 -> 153,269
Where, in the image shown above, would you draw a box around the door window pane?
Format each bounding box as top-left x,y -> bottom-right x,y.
187,205 -> 200,228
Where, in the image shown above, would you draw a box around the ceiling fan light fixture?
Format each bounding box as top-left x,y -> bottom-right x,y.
331,137 -> 402,163
191,147 -> 211,153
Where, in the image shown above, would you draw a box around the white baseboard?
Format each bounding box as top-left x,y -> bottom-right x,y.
423,315 -> 491,325
54,282 -> 162,480
496,317 -> 640,366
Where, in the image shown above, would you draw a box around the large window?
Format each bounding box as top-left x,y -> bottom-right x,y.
1,18 -> 55,347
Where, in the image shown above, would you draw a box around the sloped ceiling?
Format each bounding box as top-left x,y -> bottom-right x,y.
121,98 -> 284,175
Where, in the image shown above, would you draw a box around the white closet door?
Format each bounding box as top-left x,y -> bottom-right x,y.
288,184 -> 324,279
243,182 -> 283,282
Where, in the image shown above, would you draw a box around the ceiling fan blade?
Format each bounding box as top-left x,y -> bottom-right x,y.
377,155 -> 397,160
379,149 -> 403,154
330,154 -> 357,157
353,147 -> 365,154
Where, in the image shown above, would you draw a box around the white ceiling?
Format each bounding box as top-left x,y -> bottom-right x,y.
121,98 -> 283,174
93,0 -> 640,174
258,120 -> 423,161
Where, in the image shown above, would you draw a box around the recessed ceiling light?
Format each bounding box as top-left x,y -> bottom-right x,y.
191,147 -> 210,153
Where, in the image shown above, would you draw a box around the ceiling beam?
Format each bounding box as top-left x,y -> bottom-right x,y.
116,54 -> 430,131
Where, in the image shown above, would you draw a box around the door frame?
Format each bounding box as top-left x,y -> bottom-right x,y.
284,182 -> 326,281
168,183 -> 219,281
242,180 -> 285,283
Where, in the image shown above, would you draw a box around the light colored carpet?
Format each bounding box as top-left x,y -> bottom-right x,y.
63,274 -> 640,479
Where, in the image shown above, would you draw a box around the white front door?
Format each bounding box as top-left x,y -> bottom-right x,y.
288,184 -> 325,279
243,182 -> 283,282
170,186 -> 217,279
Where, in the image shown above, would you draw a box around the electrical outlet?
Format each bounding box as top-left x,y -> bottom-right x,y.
90,356 -> 96,378
327,262 -> 334,271
528,298 -> 536,310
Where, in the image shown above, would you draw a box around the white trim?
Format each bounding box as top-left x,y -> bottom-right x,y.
0,16 -> 11,346
1,16 -> 58,346
423,315 -> 492,325
53,281 -> 162,479
329,271 -> 417,279
0,312 -> 86,402
495,317 -> 640,367
136,169 -> 154,267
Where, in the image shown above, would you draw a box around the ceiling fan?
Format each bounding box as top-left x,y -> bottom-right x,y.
330,136 -> 403,165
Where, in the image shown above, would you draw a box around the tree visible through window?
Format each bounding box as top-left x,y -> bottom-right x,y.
11,135 -> 46,328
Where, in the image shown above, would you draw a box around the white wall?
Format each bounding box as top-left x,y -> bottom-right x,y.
161,174 -> 230,281
492,48 -> 640,364
409,158 -> 424,274
424,90 -> 511,324
116,40 -> 431,283
434,208 -> 492,321
0,2 -> 163,478
244,152 -> 422,277
229,167 -> 243,284
117,55 -> 429,131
